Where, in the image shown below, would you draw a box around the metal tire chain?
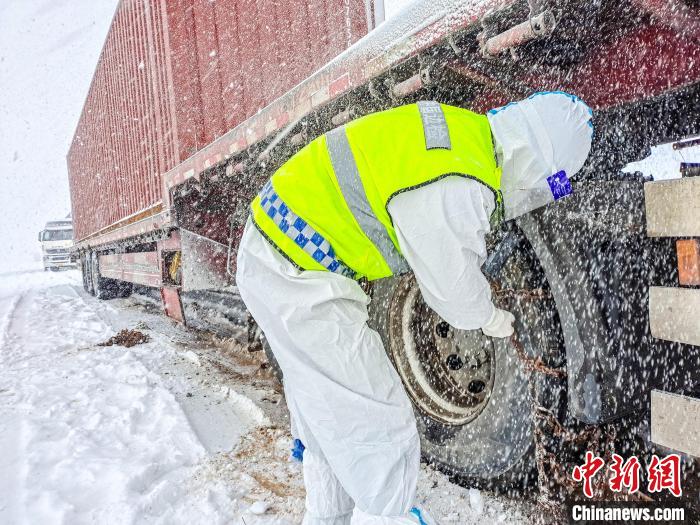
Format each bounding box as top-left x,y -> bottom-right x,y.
494,286 -> 566,378
513,329 -> 619,515
503,288 -> 654,515
496,287 -> 580,508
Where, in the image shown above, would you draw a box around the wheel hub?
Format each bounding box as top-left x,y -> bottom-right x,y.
387,275 -> 495,425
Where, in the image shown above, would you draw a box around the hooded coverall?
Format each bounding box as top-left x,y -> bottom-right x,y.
236,92 -> 593,524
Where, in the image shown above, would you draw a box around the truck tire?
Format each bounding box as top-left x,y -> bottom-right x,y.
367,228 -> 566,489
256,228 -> 565,488
94,277 -> 132,300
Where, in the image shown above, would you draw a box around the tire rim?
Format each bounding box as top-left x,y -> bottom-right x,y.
387,274 -> 495,425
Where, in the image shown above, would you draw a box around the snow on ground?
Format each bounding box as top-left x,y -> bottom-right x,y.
0,269 -> 535,524
0,270 -> 298,524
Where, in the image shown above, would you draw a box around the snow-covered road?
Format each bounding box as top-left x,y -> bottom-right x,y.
0,270 -> 534,525
0,270 -> 298,524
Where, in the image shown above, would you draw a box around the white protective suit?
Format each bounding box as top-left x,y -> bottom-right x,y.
236,92 -> 593,525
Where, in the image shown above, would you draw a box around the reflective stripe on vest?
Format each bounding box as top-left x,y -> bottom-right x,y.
417,101 -> 451,150
326,127 -> 410,275
258,180 -> 356,277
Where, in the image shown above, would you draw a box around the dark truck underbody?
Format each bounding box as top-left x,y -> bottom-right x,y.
362,86 -> 700,491
519,178 -> 679,425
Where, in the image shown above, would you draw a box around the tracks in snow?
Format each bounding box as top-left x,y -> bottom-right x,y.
0,292 -> 25,358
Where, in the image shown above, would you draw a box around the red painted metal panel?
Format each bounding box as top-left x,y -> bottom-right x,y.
124,3 -> 138,215
161,287 -> 185,323
80,208 -> 169,250
113,10 -> 128,221
257,0 -> 279,103
213,0 -> 243,131
192,0 -> 226,144
238,0 -> 264,118
530,24 -> 700,110
279,0 -> 303,88
99,251 -> 162,287
164,0 -> 204,161
307,0 -> 327,73
159,0 -> 700,206
68,0 -> 368,242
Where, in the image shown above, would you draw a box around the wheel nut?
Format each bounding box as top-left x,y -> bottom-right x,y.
468,380 -> 486,394
435,321 -> 450,338
446,354 -> 464,370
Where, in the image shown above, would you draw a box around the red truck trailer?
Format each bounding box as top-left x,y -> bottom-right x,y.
69,0 -> 700,501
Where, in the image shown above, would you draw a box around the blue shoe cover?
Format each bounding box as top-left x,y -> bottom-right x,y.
291,438 -> 305,462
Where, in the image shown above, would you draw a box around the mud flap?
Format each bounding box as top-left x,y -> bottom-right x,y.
161,286 -> 185,324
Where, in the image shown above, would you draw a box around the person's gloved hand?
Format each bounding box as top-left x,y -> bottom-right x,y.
481,307 -> 515,338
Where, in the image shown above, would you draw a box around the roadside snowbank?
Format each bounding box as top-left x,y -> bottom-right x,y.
0,271 -> 293,524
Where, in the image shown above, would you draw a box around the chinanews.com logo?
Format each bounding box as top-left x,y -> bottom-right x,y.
567,452 -> 691,524
569,503 -> 685,523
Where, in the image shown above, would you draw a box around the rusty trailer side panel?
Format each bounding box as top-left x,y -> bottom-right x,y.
68,0 -> 368,242
99,251 -> 162,287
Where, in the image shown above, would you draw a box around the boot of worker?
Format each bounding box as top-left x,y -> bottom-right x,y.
408,507 -> 439,525
351,505 -> 439,524
301,449 -> 354,525
286,388 -> 354,525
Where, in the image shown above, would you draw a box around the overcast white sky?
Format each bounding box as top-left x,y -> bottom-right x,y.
0,0 -> 117,273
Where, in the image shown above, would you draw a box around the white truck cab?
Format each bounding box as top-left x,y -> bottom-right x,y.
38,220 -> 75,271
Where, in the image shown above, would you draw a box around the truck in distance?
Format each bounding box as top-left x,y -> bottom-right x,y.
38,219 -> 75,271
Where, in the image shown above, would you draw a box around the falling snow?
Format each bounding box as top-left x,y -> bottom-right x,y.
2,0 -> 700,522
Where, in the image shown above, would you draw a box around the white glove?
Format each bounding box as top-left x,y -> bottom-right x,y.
481,307 -> 515,338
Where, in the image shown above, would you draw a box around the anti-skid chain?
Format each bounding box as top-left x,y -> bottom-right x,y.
511,333 -> 566,378
510,330 -> 640,506
494,286 -> 565,375
494,287 -> 552,301
496,286 -> 566,377
504,292 -> 656,505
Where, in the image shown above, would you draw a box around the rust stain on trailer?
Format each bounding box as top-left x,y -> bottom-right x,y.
78,203 -> 163,243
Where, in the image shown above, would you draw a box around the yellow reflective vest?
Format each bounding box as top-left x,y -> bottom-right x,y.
251,102 -> 503,281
